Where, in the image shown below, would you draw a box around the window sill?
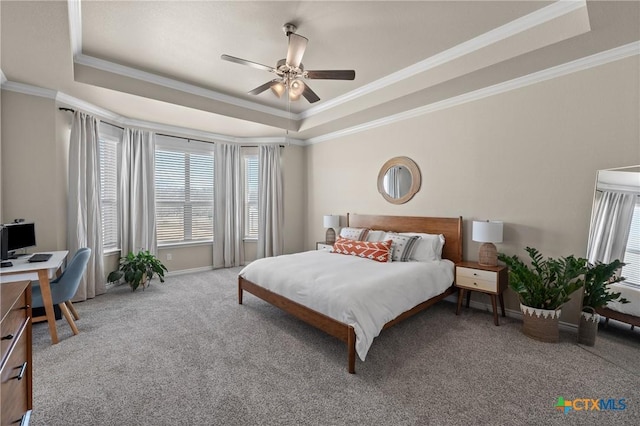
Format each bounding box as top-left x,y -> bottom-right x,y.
103,248 -> 121,256
158,240 -> 213,249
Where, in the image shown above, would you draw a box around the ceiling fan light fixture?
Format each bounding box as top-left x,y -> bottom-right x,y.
271,81 -> 286,98
221,24 -> 356,104
289,78 -> 305,100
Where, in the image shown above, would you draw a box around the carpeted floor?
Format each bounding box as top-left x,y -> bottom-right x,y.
30,267 -> 640,425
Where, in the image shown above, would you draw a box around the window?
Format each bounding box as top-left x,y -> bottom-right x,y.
244,149 -> 259,238
622,199 -> 640,287
155,136 -> 214,245
98,133 -> 120,251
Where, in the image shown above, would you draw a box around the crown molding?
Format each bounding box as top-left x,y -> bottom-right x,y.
305,40 -> 640,145
68,0 -> 82,58
55,91 -> 303,145
74,54 -> 293,120
56,92 -> 121,121
1,79 -> 57,99
299,0 -> 588,120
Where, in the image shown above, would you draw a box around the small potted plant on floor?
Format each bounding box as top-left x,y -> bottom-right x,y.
498,247 -> 586,342
578,259 -> 629,346
107,250 -> 168,291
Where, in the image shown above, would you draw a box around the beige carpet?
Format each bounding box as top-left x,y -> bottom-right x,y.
30,267 -> 640,425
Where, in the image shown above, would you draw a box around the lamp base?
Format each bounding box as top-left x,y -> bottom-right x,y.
326,228 -> 336,244
478,243 -> 498,266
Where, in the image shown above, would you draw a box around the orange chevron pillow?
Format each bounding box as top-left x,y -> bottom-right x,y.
332,238 -> 392,263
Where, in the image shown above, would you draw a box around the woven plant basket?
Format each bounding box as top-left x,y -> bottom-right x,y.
577,307 -> 600,346
520,304 -> 561,343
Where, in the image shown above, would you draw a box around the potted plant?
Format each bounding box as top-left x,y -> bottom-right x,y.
498,247 -> 586,342
107,250 -> 168,291
578,259 -> 629,346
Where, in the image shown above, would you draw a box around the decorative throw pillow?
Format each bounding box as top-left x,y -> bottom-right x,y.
339,227 -> 369,241
384,232 -> 420,262
332,238 -> 392,263
400,232 -> 445,262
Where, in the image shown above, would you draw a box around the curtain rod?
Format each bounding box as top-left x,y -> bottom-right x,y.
58,107 -> 127,131
59,108 -> 284,147
156,132 -> 285,148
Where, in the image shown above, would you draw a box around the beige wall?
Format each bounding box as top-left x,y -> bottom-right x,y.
1,91 -> 68,251
305,56 -> 640,325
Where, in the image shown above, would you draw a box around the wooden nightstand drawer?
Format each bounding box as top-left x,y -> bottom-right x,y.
456,275 -> 497,292
456,266 -> 497,282
316,242 -> 333,251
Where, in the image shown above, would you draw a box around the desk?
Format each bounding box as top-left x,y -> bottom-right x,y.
1,251 -> 68,344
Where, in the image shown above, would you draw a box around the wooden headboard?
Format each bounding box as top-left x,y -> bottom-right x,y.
347,214 -> 463,264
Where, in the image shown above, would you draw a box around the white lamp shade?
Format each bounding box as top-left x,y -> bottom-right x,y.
323,215 -> 339,228
472,221 -> 503,243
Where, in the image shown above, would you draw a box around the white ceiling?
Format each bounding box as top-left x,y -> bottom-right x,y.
1,1 -> 639,142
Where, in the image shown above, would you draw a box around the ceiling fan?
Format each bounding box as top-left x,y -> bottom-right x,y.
221,23 -> 355,104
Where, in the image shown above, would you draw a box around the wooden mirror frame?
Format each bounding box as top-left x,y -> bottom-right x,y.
377,156 -> 421,204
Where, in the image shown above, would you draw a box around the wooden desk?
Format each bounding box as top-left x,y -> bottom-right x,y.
1,251 -> 68,344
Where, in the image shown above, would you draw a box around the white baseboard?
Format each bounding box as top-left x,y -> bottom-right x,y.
444,294 -> 578,331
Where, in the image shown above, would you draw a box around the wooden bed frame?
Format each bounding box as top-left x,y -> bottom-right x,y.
238,214 -> 463,373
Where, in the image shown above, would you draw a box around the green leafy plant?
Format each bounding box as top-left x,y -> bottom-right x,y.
498,247 -> 586,310
582,259 -> 629,312
107,250 -> 168,291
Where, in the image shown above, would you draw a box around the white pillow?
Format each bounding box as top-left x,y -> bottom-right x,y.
339,227 -> 369,241
400,232 -> 445,262
365,230 -> 385,242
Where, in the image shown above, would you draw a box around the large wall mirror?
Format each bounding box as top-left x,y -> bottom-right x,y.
377,156 -> 421,204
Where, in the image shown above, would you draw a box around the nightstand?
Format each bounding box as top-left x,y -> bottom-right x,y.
316,241 -> 333,251
455,261 -> 508,326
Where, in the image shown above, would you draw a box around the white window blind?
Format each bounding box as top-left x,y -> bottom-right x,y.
244,153 -> 259,238
155,140 -> 214,245
622,199 -> 640,287
99,137 -> 119,251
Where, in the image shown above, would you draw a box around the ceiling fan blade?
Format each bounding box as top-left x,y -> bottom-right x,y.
248,80 -> 281,96
306,70 -> 356,80
286,33 -> 308,68
301,83 -> 320,103
221,54 -> 275,73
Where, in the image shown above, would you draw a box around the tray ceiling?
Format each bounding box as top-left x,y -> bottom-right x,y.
1,1 -> 639,141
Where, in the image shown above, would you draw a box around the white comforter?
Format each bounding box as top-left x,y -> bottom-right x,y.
239,250 -> 454,361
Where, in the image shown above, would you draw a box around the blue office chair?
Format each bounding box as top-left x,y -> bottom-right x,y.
31,248 -> 91,336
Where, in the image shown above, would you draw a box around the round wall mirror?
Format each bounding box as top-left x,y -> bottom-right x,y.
377,156 -> 421,204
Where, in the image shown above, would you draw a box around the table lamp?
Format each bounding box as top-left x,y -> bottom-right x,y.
472,220 -> 503,266
323,215 -> 340,244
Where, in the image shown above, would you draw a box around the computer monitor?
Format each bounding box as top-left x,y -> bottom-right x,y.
4,222 -> 37,255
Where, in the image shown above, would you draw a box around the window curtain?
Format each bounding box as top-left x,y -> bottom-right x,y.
120,128 -> 157,255
257,144 -> 284,258
586,190 -> 635,263
214,143 -> 244,268
68,111 -> 105,300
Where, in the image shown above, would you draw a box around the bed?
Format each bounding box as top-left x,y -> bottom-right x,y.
238,214 -> 463,373
596,283 -> 640,329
